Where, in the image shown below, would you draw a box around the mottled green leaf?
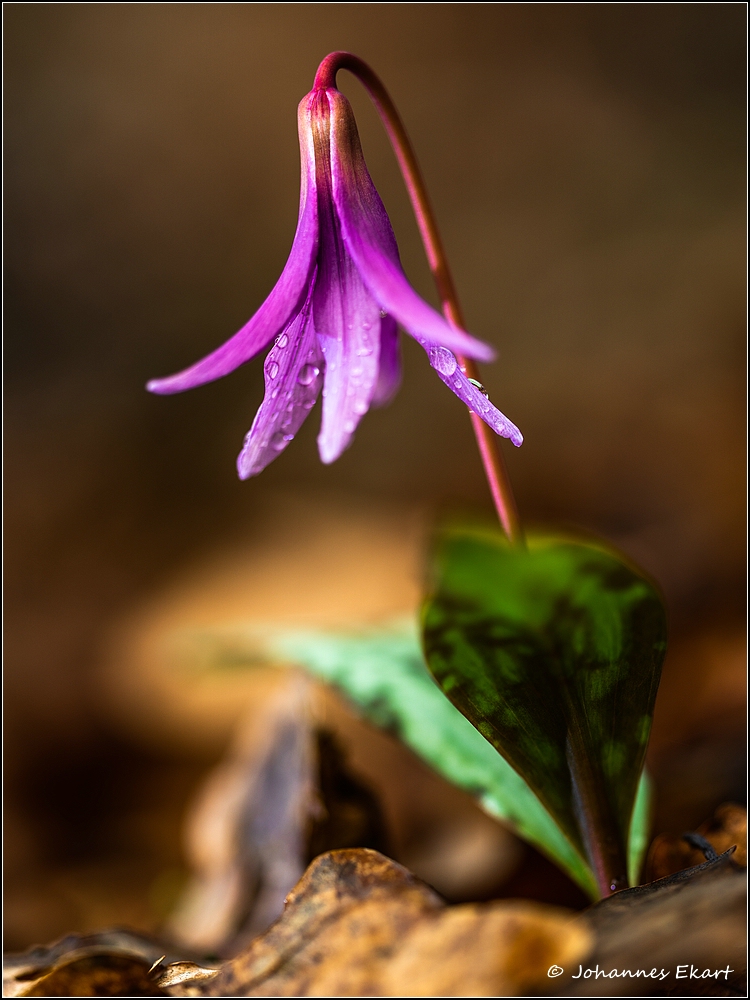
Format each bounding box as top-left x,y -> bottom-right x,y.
175,614 -> 653,897
421,528 -> 666,895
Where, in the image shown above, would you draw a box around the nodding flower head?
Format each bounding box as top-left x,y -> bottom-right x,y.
147,83 -> 522,478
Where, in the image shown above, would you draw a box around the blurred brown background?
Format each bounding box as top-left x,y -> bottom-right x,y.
4,4 -> 745,951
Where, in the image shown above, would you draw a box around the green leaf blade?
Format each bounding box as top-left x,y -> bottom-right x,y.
421,528 -> 667,895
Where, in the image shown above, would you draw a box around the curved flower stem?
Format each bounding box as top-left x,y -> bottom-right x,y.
315,52 -> 523,545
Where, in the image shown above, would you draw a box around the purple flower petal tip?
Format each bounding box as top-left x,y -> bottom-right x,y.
146,377 -> 176,395
420,339 -> 522,446
148,83 -> 519,476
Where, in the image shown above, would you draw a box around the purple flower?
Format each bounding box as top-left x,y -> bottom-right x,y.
147,87 -> 522,478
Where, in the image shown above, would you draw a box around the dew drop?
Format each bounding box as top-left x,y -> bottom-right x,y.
271,388 -> 279,399
352,365 -> 362,377
356,345 -> 373,357
353,399 -> 368,414
344,419 -> 355,433
303,398 -> 315,409
297,363 -> 319,386
271,432 -> 287,451
275,333 -> 289,349
362,321 -> 371,330
431,347 -> 457,376
267,361 -> 279,380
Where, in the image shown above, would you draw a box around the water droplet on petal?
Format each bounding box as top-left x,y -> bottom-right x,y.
352,365 -> 362,377
431,347 -> 457,376
271,432 -> 287,451
362,321 -> 371,330
275,333 -> 289,349
353,399 -> 368,415
271,388 -> 279,399
297,364 -> 319,386
267,361 -> 279,380
344,419 -> 355,433
356,345 -> 373,357
303,398 -> 315,409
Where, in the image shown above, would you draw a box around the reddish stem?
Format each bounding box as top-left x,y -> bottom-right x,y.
315,52 -> 523,545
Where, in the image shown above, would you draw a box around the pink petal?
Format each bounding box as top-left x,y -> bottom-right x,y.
314,272 -> 380,464
311,89 -> 381,465
147,94 -> 320,395
327,89 -> 495,364
371,313 -> 402,408
420,340 -> 523,446
236,284 -> 324,478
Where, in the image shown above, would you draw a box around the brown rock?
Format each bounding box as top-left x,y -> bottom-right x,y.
159,848 -> 590,997
379,900 -> 589,997
563,853 -> 746,996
